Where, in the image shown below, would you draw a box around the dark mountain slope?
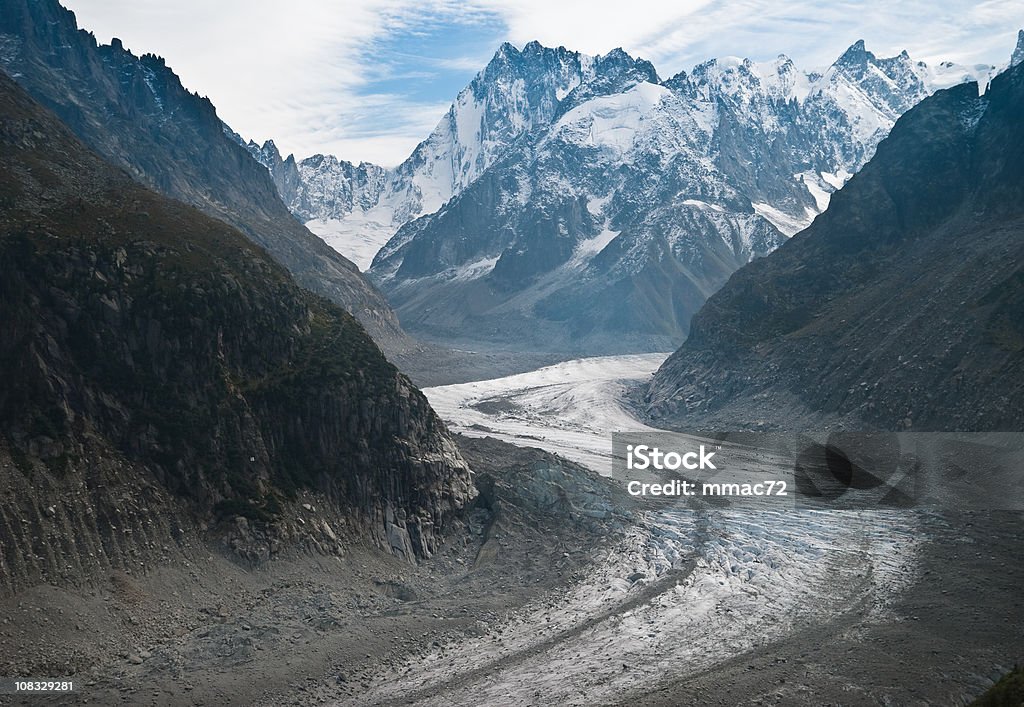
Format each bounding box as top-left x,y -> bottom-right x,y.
0,0 -> 406,348
645,63 -> 1024,431
0,71 -> 474,595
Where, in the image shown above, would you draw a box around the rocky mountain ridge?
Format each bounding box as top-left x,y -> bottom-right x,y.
0,0 -> 407,350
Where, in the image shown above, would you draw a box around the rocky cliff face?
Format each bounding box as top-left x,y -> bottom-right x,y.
0,72 -> 475,596
644,61 -> 1024,432
360,40 -> 997,353
0,0 -> 407,349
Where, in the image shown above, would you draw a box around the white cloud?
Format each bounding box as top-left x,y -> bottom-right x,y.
61,0 -> 1024,166
432,55 -> 496,71
296,97 -> 453,166
472,0 -> 715,58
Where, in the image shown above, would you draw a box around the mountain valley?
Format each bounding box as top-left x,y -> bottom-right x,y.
0,4 -> 1021,706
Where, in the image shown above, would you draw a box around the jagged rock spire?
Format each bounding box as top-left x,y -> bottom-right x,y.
1011,29 -> 1024,67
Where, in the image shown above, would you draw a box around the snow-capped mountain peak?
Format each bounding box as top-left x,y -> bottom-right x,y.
238,41 -> 670,270
394,41 -> 660,216
239,37 -> 1009,284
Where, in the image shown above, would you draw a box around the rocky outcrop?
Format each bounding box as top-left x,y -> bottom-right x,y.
0,72 -> 475,596
644,62 -> 1024,432
0,0 -> 408,350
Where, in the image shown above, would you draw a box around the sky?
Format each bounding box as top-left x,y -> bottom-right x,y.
61,0 -> 1024,167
